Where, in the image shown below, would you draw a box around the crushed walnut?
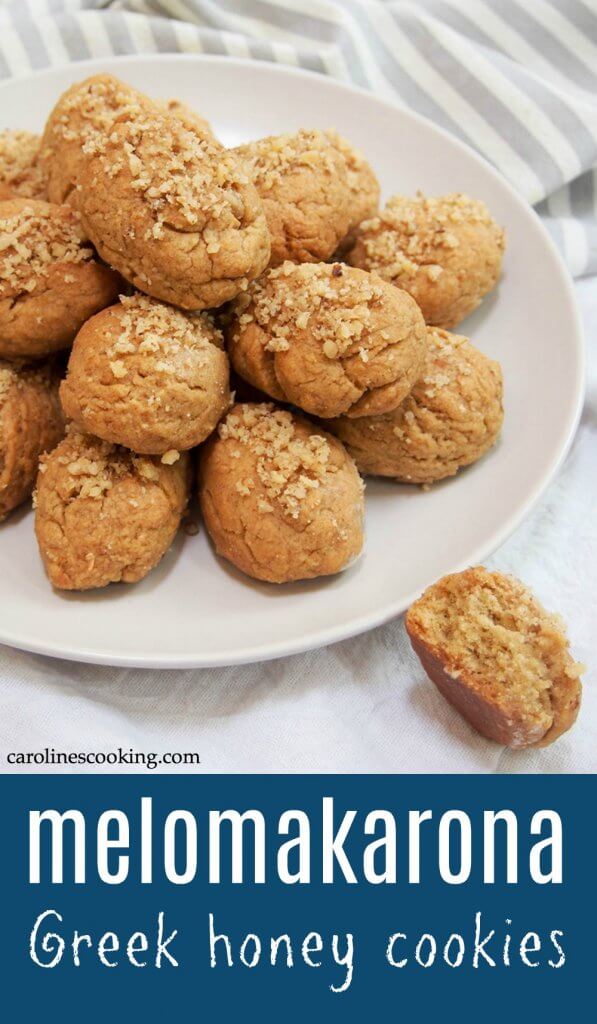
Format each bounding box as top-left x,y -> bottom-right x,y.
357,192 -> 499,278
106,293 -> 223,378
0,203 -> 92,295
236,129 -> 338,193
219,404 -> 332,519
0,129 -> 47,198
235,261 -> 386,360
40,424 -> 163,502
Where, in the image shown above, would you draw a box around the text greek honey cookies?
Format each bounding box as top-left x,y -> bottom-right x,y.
227,262 -> 427,419
0,130 -> 47,201
199,403 -> 365,583
235,129 -> 354,267
0,359 -> 64,521
328,327 -> 503,483
35,426 -> 191,590
406,567 -> 583,748
0,198 -> 120,361
60,293 -> 230,455
348,193 -> 505,329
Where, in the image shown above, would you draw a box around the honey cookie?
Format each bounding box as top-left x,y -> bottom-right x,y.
0,130 -> 47,201
60,293 -> 230,455
0,198 -> 121,361
235,129 -> 353,267
348,192 -> 504,328
328,327 -> 503,483
35,425 -> 191,590
0,359 -> 64,521
227,261 -> 427,419
406,567 -> 583,748
199,402 -> 364,583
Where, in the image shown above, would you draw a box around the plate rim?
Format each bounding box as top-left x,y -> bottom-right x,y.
0,53 -> 586,669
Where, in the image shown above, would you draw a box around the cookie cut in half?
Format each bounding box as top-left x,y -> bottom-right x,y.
406,567 -> 583,748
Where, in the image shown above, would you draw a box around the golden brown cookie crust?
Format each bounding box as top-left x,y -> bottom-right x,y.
41,76 -> 217,207
41,74 -> 270,309
325,130 -> 380,252
0,130 -> 48,201
0,198 -> 121,361
60,294 -> 230,454
0,359 -> 65,521
199,402 -> 365,583
35,425 -> 191,590
41,74 -> 155,206
227,261 -> 427,419
406,567 -> 583,748
328,327 -> 503,483
235,129 -> 354,267
78,109 -> 270,310
348,192 -> 505,329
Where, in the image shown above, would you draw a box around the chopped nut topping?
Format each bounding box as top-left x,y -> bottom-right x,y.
0,130 -> 47,198
219,404 -> 332,519
161,449 -> 180,465
236,129 -> 339,192
107,292 -> 223,371
39,424 -> 165,502
237,262 -> 386,361
0,203 -> 92,295
356,192 -> 499,279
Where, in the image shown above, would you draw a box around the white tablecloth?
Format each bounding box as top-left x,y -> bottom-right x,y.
0,1 -> 595,773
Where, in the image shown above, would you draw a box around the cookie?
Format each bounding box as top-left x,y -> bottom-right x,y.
328,327 -> 503,483
0,198 -> 121,361
0,130 -> 47,201
35,425 -> 191,590
0,359 -> 64,521
348,192 -> 504,328
199,402 -> 364,583
235,129 -> 354,267
227,261 -> 427,419
406,567 -> 583,748
60,293 -> 230,455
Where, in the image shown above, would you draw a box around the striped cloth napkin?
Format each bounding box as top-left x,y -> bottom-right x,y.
1,0 -> 596,279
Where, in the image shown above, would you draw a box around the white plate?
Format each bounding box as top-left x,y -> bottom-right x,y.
0,55 -> 585,668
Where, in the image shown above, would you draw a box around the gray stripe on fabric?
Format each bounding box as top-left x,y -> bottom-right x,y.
396,11 -> 570,194
8,1 -> 51,69
492,0 -> 597,92
146,11 -> 182,51
53,12 -> 93,62
192,27 -> 227,55
545,0 -> 597,37
246,37 -> 277,63
145,12 -> 181,50
341,0 -> 472,139
570,170 -> 595,217
416,1 -> 502,51
488,46 -> 596,174
206,0 -> 370,87
104,10 -> 137,55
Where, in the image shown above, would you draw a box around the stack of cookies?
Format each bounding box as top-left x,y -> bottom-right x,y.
0,73 -> 505,589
